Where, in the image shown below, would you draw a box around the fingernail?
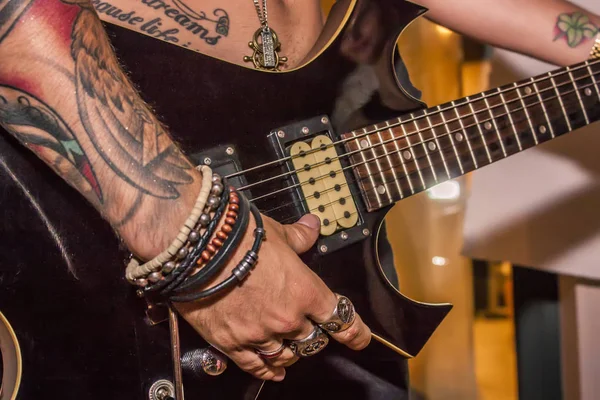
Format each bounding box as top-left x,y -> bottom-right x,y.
297,214 -> 320,230
273,372 -> 286,382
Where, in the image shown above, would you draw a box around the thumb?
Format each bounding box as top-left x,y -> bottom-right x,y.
281,214 -> 320,254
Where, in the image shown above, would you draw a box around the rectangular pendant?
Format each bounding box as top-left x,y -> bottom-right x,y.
260,29 -> 276,68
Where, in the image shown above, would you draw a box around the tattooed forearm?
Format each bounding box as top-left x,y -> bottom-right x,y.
0,85 -> 103,201
554,12 -> 599,48
0,0 -> 200,254
0,0 -> 35,43
91,0 -> 229,46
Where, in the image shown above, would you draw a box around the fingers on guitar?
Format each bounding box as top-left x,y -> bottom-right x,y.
329,313 -> 371,350
231,350 -> 286,381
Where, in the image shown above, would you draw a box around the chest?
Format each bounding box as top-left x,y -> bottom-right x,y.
93,0 -> 325,69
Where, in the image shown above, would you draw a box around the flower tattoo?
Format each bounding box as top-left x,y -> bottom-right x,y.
554,12 -> 599,48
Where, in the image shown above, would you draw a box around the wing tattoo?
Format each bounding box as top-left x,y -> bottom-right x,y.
70,6 -> 194,199
0,84 -> 103,201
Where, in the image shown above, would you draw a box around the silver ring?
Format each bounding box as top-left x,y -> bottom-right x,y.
255,343 -> 286,359
318,294 -> 356,333
288,326 -> 329,357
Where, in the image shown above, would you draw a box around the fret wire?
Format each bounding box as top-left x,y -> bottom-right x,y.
548,72 -> 572,131
399,118 -> 427,189
567,66 -> 590,124
376,124 -> 400,201
258,80 -> 600,210
585,61 -> 600,101
466,95 -> 493,162
246,67 -> 597,192
425,113 -> 451,179
513,83 -> 538,145
356,130 -> 382,205
497,88 -> 523,151
363,103 -> 569,206
368,127 -> 392,203
438,106 -> 464,174
229,60 -> 600,183
413,117 -> 438,183
387,121 -> 415,194
481,95 -> 507,157
530,77 -> 555,138
451,101 -> 479,167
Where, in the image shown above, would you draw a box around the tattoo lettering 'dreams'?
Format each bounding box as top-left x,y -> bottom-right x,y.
91,0 -> 229,46
554,12 -> 599,48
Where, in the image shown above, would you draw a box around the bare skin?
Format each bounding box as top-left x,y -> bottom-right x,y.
1,0 -> 599,383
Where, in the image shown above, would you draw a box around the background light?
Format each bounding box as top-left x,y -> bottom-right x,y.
432,256 -> 448,266
427,180 -> 461,200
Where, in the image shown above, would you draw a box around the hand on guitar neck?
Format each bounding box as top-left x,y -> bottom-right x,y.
0,0 -> 372,383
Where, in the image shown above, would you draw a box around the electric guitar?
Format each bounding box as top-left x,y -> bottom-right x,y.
1,0 -> 599,398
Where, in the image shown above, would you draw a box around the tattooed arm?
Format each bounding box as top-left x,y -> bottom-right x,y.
0,0 -> 202,259
418,0 -> 599,66
0,0 -> 372,382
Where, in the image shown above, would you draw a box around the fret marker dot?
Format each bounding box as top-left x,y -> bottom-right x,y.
539,125 -> 547,134
360,139 -> 369,148
377,185 -> 386,195
585,88 -> 593,96
455,133 -> 463,142
403,151 -> 412,160
428,142 -> 436,151
524,86 -> 532,95
484,122 -> 493,130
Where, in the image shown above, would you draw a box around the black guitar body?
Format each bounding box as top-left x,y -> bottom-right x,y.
0,1 -> 452,398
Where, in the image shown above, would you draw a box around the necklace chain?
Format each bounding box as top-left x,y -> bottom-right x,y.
252,0 -> 268,27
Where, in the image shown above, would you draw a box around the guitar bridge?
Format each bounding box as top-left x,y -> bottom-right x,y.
268,115 -> 370,254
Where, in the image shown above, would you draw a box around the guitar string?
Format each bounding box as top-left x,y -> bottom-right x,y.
257,82 -> 595,222
272,92 -> 582,225
225,58 -> 600,181
248,77 -> 599,208
254,78 -> 597,211
234,63 -> 600,194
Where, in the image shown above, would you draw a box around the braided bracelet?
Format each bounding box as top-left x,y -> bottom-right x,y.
143,185 -> 231,294
170,189 -> 250,295
125,165 -> 215,283
169,200 -> 265,303
157,186 -> 240,296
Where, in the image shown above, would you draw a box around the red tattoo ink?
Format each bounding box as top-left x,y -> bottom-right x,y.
21,0 -> 80,46
0,76 -> 41,99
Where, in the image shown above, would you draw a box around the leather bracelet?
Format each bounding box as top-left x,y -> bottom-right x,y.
169,201 -> 264,302
171,190 -> 250,295
143,185 -> 230,295
590,36 -> 600,60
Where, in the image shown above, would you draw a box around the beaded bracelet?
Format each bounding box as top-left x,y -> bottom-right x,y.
126,168 -> 226,287
143,185 -> 231,294
155,186 -> 239,296
170,188 -> 250,295
169,199 -> 265,302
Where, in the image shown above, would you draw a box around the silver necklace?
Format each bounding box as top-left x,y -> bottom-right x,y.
243,0 -> 287,70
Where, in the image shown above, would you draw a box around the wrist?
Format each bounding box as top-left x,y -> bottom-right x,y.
119,171 -> 203,260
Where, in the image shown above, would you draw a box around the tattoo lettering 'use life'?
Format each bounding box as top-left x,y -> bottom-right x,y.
554,11 -> 599,48
91,0 -> 229,47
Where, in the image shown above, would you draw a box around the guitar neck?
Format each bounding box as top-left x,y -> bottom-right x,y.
345,59 -> 600,212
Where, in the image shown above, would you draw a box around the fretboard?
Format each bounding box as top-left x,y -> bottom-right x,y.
343,59 -> 600,212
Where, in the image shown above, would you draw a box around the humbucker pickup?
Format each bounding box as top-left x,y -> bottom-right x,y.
268,115 -> 371,255
289,136 -> 358,236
